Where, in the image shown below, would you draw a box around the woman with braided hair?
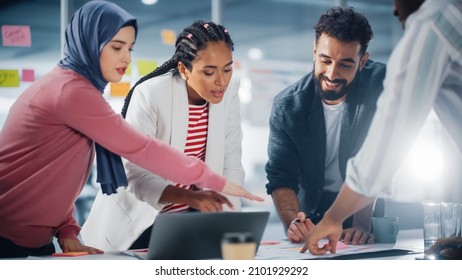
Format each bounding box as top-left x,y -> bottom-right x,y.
81,20 -> 252,250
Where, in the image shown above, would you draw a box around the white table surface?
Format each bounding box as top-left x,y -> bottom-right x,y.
24,228 -> 424,260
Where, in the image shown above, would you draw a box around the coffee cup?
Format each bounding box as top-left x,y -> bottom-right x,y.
372,216 -> 399,243
221,232 -> 256,260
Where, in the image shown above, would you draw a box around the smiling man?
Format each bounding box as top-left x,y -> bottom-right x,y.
303,0 -> 462,257
265,7 -> 386,245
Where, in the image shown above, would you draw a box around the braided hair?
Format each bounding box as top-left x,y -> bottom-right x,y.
121,20 -> 234,118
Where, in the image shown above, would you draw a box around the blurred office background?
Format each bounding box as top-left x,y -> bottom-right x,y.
1,0 -> 461,237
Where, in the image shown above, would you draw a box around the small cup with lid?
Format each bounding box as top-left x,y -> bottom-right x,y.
221,232 -> 256,260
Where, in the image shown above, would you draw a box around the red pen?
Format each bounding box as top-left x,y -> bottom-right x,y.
131,249 -> 148,253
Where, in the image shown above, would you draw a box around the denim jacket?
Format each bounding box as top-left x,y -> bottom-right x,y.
265,59 -> 386,216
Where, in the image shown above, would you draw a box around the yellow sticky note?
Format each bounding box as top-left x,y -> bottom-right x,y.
0,69 -> 20,87
137,60 -> 157,76
125,64 -> 132,76
110,82 -> 131,97
161,29 -> 176,46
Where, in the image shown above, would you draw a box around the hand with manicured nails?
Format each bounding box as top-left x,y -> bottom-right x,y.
222,180 -> 265,202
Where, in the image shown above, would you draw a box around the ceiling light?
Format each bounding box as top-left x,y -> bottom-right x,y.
141,0 -> 158,5
248,48 -> 263,61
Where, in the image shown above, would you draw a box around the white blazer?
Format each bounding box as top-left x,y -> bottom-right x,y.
80,72 -> 245,250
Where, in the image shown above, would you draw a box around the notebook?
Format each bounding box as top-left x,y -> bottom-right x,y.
140,211 -> 270,260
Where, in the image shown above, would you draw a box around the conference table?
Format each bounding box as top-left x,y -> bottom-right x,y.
9,228 -> 451,280
26,228 -> 424,260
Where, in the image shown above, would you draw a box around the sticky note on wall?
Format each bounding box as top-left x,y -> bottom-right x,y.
161,29 -> 176,46
137,60 -> 157,76
2,25 -> 32,47
22,69 -> 35,82
110,82 -> 131,97
0,70 -> 20,87
125,64 -> 132,76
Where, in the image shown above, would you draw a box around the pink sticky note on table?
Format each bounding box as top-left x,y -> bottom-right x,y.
319,240 -> 349,250
22,69 -> 35,82
2,25 -> 32,47
335,241 -> 349,250
260,240 -> 281,245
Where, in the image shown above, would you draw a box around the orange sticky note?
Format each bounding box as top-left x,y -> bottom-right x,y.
161,29 -> 176,46
2,25 -> 31,47
52,252 -> 89,257
110,82 -> 131,97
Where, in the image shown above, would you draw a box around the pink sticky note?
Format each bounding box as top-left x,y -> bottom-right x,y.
22,69 -> 35,82
319,240 -> 349,250
335,241 -> 349,250
260,241 -> 281,245
2,25 -> 32,47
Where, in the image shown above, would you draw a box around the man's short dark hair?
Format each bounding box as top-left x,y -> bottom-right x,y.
315,7 -> 373,56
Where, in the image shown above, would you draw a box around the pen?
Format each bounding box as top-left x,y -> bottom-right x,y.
132,249 -> 149,253
291,216 -> 309,224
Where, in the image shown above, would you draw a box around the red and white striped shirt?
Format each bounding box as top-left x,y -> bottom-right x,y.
161,103 -> 209,213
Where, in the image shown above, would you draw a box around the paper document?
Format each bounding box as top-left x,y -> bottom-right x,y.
255,240 -> 413,260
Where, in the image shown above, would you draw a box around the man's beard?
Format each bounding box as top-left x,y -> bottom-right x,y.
314,69 -> 360,102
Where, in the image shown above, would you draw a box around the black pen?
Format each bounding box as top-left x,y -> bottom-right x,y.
291,216 -> 309,224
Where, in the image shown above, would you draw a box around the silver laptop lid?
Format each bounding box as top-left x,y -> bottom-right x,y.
146,211 -> 270,260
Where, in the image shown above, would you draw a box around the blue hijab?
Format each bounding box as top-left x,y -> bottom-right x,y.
59,1 -> 138,195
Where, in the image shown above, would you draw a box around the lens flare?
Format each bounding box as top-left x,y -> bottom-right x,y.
407,140 -> 444,182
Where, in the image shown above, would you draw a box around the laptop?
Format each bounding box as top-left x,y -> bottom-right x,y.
142,211 -> 270,260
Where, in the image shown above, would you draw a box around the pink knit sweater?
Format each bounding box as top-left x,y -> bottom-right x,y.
0,67 -> 225,248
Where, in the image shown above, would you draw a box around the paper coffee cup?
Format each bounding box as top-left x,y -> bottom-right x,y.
221,232 -> 256,260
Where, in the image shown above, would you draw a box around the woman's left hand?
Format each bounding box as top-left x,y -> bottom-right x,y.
58,238 -> 104,254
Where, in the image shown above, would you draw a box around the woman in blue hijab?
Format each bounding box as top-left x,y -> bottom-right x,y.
0,1 -> 263,258
58,0 -> 138,196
